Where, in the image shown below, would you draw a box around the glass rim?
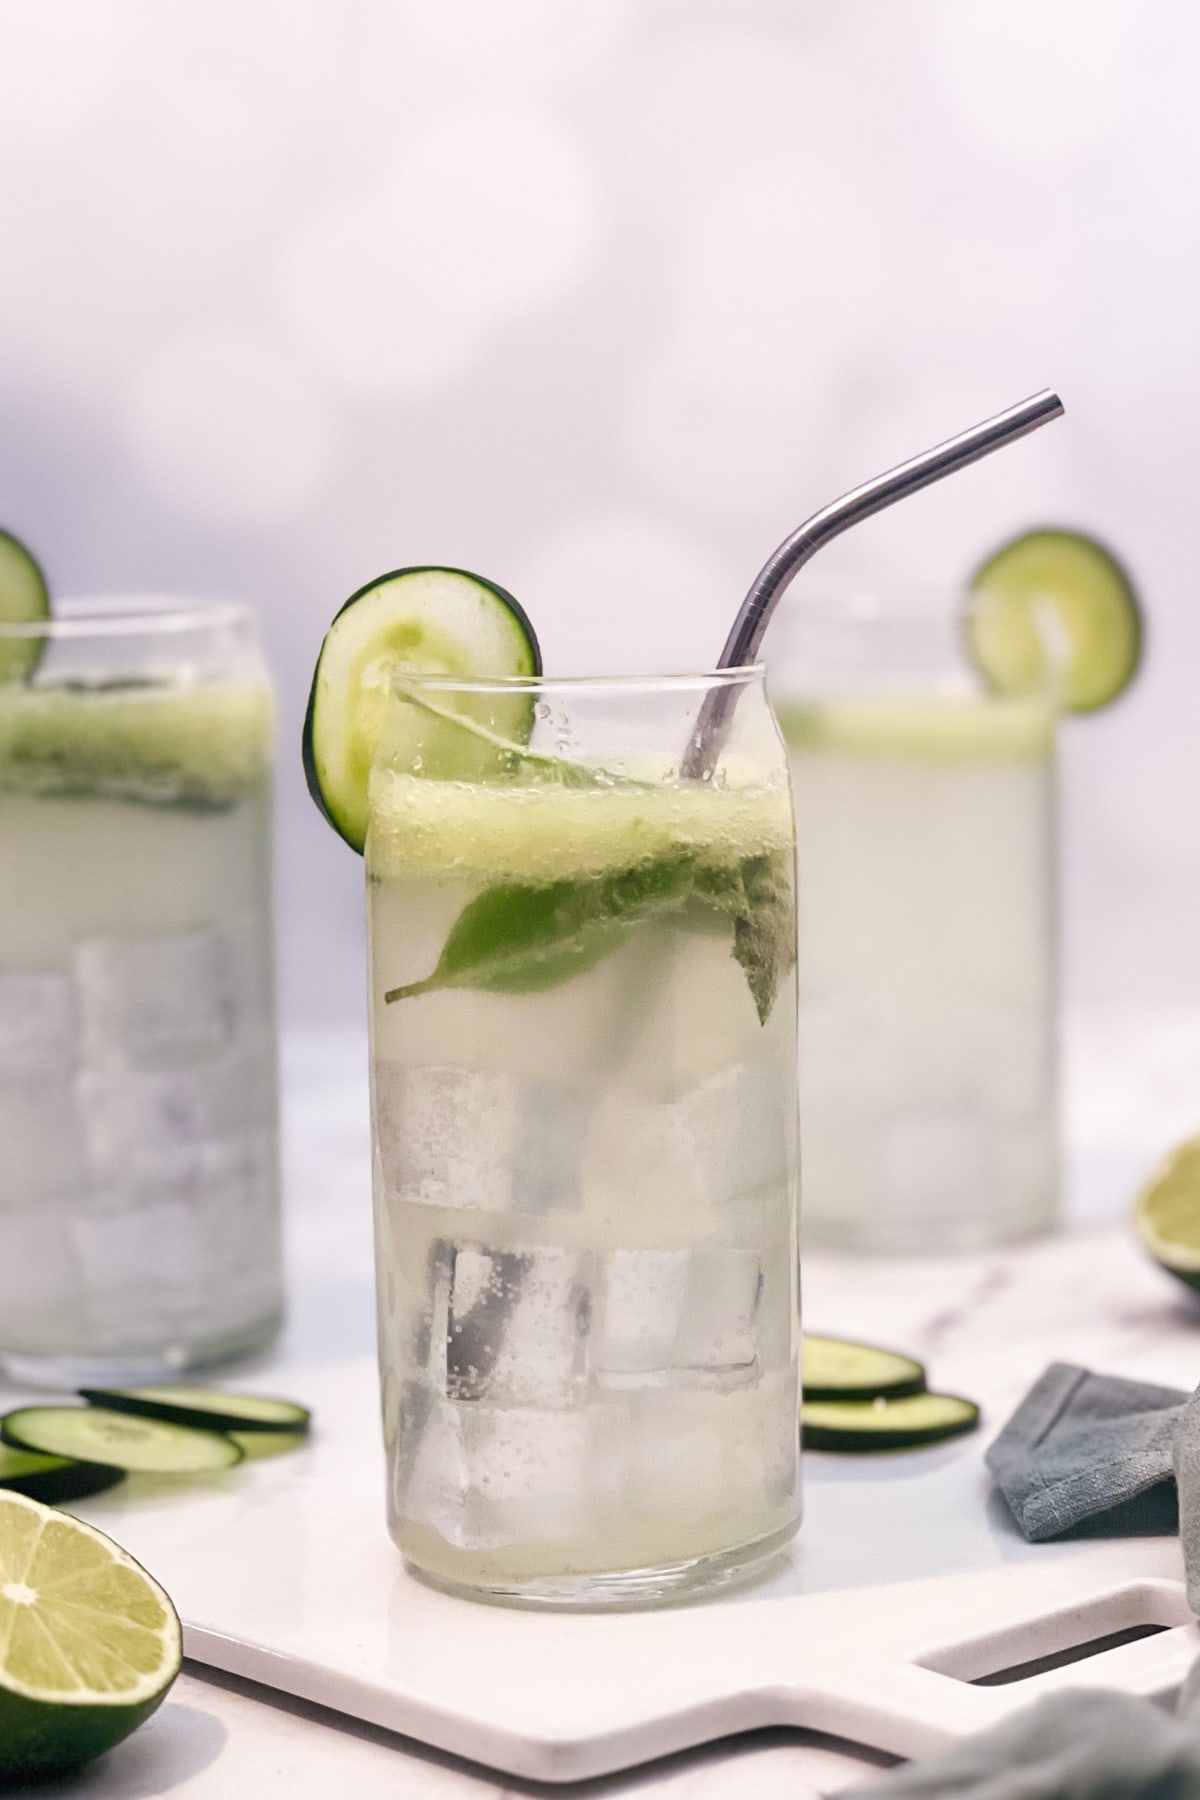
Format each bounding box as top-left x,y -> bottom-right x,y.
389,664 -> 767,697
0,596 -> 250,639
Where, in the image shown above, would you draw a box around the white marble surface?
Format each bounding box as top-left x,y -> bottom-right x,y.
11,1014 -> 1200,1798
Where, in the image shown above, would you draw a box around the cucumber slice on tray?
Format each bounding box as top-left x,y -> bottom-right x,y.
0,1443 -> 123,1504
803,1334 -> 927,1402
303,566 -> 541,852
0,529 -> 49,684
1,1408 -> 242,1475
802,1392 -> 981,1453
79,1386 -> 310,1435
968,527 -> 1142,713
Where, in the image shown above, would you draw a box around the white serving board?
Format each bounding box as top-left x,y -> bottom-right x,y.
43,1030 -> 1200,1783
55,1334 -> 1194,1784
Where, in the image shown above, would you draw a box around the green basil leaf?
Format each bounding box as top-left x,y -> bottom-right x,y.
384,853 -> 699,1001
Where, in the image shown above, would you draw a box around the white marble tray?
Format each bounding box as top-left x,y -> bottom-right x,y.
51,1028 -> 1200,1782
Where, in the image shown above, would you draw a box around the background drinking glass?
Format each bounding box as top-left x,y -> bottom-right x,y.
0,600 -> 282,1383
770,587 -> 1057,1254
367,669 -> 800,1605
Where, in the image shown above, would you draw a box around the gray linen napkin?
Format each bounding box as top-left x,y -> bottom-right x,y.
836,1365 -> 1200,1796
985,1361 -> 1187,1544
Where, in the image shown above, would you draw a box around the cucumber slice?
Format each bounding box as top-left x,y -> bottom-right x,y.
802,1334 -> 927,1402
79,1386 -> 310,1435
802,1392 -> 980,1453
0,529 -> 49,684
1,1407 -> 242,1475
0,1444 -> 123,1504
967,528 -> 1142,713
303,566 -> 541,853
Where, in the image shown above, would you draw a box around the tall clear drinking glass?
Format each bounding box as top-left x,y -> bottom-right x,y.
366,669 -> 800,1605
0,600 -> 282,1382
770,587 -> 1057,1254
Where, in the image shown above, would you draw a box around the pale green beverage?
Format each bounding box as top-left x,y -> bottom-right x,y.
780,691 -> 1056,1252
367,671 -> 800,1604
0,603 -> 281,1382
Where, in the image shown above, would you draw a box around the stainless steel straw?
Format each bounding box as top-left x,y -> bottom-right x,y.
682,388 -> 1065,777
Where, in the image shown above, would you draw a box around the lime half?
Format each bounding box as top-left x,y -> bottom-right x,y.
967,528 -> 1142,712
0,529 -> 49,684
0,1491 -> 181,1779
1135,1136 -> 1200,1293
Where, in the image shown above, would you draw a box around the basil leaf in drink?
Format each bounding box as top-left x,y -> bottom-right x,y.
696,850 -> 797,1024
384,854 -> 699,1002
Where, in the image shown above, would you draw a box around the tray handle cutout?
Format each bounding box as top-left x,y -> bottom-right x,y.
916,1582 -> 1193,1689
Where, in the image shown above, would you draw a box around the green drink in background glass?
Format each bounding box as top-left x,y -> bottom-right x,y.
0,598 -> 281,1383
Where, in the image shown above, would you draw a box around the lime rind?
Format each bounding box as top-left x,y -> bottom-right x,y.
1135,1137 -> 1200,1276
0,531 -> 49,686
967,527 -> 1143,714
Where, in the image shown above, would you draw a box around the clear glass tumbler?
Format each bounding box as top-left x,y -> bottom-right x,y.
769,585 -> 1058,1254
367,669 -> 801,1605
0,599 -> 282,1383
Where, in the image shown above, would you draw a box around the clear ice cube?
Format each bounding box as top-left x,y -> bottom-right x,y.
374,1063 -> 588,1214
0,1075 -> 88,1204
75,929 -> 239,1062
397,1395 -> 597,1551
597,1247 -> 765,1388
430,1242 -> 594,1407
0,972 -> 78,1075
0,1203 -> 82,1346
78,1049 -> 266,1181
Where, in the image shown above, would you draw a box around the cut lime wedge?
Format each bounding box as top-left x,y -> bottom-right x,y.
0,530 -> 49,684
967,528 -> 1142,712
1134,1136 -> 1200,1293
0,1491 -> 180,1778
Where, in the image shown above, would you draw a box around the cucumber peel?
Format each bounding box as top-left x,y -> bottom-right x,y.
0,1443 -> 123,1504
79,1386 -> 310,1435
802,1392 -> 980,1453
968,527 -> 1142,713
303,566 -> 541,852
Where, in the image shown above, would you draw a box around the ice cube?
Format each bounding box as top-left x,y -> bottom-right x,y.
627,1368 -> 800,1521
581,1054 -> 794,1227
0,1075 -> 88,1205
881,1114 -> 987,1223
78,1048 -> 269,1181
0,972 -> 78,1075
596,1249 -> 688,1382
0,1203 -> 82,1346
374,1062 -> 588,1214
396,1395 -> 596,1551
598,1247 -> 768,1389
432,1243 -> 594,1407
75,929 -> 239,1063
673,1249 -> 764,1379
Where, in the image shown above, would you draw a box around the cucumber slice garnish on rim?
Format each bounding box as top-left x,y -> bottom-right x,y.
967,527 -> 1142,713
303,565 -> 541,852
802,1392 -> 981,1453
79,1386 -> 310,1435
0,529 -> 49,684
1,1407 -> 242,1475
802,1334 -> 927,1403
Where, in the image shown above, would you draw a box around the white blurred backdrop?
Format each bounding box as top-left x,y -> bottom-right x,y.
0,0 -> 1195,1026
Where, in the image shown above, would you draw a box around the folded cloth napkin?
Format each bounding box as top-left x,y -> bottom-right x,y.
984,1361 -> 1188,1546
836,1364 -> 1200,1797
